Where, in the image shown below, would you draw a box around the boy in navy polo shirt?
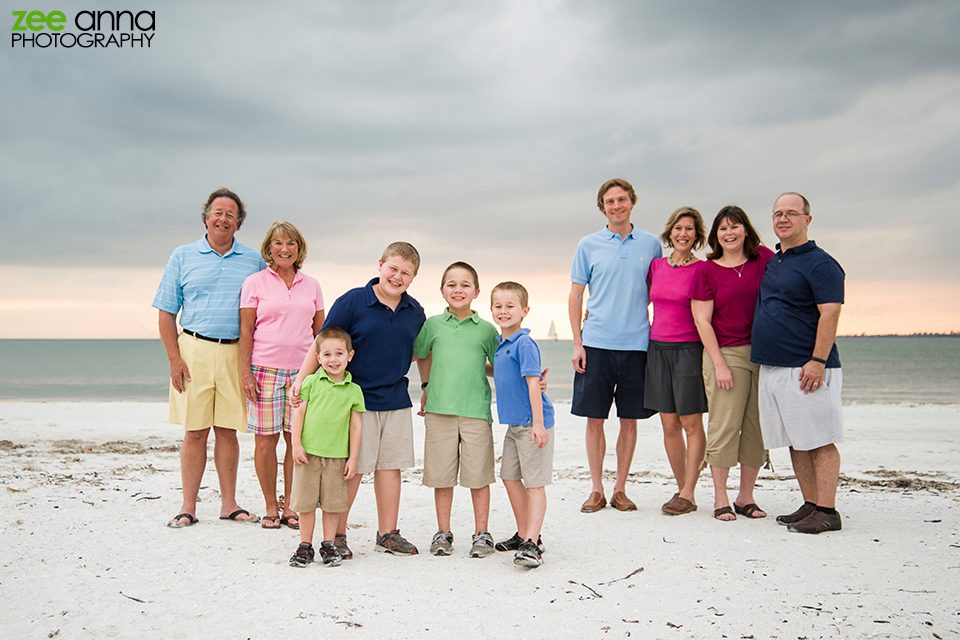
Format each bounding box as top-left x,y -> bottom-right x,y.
293,242 -> 426,557
490,281 -> 555,568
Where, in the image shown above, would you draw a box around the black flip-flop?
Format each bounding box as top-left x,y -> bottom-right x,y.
220,509 -> 260,523
167,513 -> 198,528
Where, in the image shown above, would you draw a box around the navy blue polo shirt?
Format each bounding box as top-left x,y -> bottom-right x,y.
322,278 -> 426,411
751,241 -> 844,368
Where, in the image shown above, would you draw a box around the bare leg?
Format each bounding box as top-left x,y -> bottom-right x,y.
213,426 -> 255,519
299,509 -> 316,545
470,485 -> 490,533
734,465 -> 765,516
613,418 -> 637,494
660,412 -> 687,494
170,427 -> 210,524
789,447 -> 818,505
525,486 -> 547,542
585,418 -> 607,494
435,487 -> 454,532
321,510 -> 340,543
280,431 -> 296,521
711,465 -> 735,520
254,433 -> 281,517
502,479 -> 528,538
677,413 -> 705,503
809,444 -> 841,509
374,469 -> 402,534
335,473 -> 363,536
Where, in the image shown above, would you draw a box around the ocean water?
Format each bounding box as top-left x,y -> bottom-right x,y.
0,338 -> 957,404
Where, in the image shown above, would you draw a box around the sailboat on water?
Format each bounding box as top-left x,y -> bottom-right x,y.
546,320 -> 559,341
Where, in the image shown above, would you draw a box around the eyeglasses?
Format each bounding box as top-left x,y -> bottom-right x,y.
772,211 -> 805,220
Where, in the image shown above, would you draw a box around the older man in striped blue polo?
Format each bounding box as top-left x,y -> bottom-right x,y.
154,188 -> 266,528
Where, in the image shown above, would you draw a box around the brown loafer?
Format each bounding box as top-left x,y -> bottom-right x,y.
580,491 -> 606,513
662,495 -> 697,516
610,491 -> 637,511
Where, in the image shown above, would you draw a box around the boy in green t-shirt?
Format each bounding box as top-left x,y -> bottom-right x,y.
413,262 -> 499,558
288,327 -> 365,568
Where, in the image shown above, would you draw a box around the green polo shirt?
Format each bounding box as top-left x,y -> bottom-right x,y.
413,309 -> 499,423
299,369 -> 366,458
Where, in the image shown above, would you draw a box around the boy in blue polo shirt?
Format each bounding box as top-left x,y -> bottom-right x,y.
490,281 -> 555,568
293,242 -> 426,558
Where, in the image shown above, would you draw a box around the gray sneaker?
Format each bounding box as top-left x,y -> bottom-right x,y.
334,533 -> 352,560
430,530 -> 454,556
375,529 -> 419,556
514,540 -> 543,568
470,531 -> 495,558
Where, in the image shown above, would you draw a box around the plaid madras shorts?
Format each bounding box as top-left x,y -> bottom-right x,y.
246,365 -> 297,435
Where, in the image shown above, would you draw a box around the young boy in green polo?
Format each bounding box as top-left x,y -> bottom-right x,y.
414,261 -> 499,558
288,327 -> 364,568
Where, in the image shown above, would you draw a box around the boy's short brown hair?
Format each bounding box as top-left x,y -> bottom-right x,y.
491,281 -> 529,308
441,261 -> 479,289
380,241 -> 421,274
596,178 -> 637,212
315,326 -> 352,352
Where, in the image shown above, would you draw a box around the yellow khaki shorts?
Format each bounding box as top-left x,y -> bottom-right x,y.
168,332 -> 245,431
290,455 -> 348,514
702,345 -> 767,469
356,409 -> 415,475
422,413 -> 495,489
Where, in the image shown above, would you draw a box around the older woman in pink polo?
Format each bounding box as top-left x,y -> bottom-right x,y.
240,221 -> 324,529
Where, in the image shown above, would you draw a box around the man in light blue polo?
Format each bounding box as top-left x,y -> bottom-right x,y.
154,187 -> 266,528
569,178 -> 662,513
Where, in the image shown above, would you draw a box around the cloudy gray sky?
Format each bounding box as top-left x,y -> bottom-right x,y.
2,0 -> 959,337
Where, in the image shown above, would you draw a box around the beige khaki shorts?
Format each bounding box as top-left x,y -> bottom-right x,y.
500,424 -> 555,488
356,409 -> 415,475
290,455 -> 347,513
422,413 -> 495,488
168,332 -> 245,431
702,345 -> 767,469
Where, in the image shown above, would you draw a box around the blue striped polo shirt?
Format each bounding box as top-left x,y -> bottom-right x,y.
152,236 -> 266,340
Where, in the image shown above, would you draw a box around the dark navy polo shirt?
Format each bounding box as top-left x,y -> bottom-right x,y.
322,278 -> 426,411
751,241 -> 844,368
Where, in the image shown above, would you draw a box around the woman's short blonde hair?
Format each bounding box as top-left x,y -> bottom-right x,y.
261,221 -> 307,270
660,206 -> 707,250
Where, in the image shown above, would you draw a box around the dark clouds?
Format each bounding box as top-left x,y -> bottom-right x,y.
2,0 -> 959,280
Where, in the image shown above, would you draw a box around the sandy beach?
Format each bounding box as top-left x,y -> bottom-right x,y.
1,401 -> 958,639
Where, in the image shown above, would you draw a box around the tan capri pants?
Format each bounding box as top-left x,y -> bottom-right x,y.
702,344 -> 767,469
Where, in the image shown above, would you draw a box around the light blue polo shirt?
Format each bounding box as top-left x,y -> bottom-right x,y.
570,225 -> 662,351
493,328 -> 555,428
152,236 -> 266,340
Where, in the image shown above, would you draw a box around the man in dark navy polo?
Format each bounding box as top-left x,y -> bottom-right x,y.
752,192 -> 845,534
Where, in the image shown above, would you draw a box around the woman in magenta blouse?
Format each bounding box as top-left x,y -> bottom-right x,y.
691,206 -> 773,521
239,221 -> 325,529
644,206 -> 709,516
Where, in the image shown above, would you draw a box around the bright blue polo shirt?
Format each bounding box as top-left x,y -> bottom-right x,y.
571,225 -> 662,351
152,236 -> 266,340
322,278 -> 426,412
493,329 -> 555,428
751,241 -> 845,368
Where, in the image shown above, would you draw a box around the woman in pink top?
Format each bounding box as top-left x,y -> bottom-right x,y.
691,206 -> 773,522
644,206 -> 709,516
240,221 -> 325,529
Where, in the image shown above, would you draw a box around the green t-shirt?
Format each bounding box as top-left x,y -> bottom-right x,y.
413,309 -> 499,423
299,369 -> 366,458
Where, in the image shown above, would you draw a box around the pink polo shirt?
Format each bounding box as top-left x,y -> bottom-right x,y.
649,257 -> 701,342
240,268 -> 324,370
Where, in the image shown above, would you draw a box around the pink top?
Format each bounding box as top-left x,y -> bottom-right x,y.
240,268 -> 324,370
648,257 -> 701,342
690,246 -> 774,347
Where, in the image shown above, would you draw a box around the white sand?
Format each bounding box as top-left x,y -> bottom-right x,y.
1,402 -> 958,639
